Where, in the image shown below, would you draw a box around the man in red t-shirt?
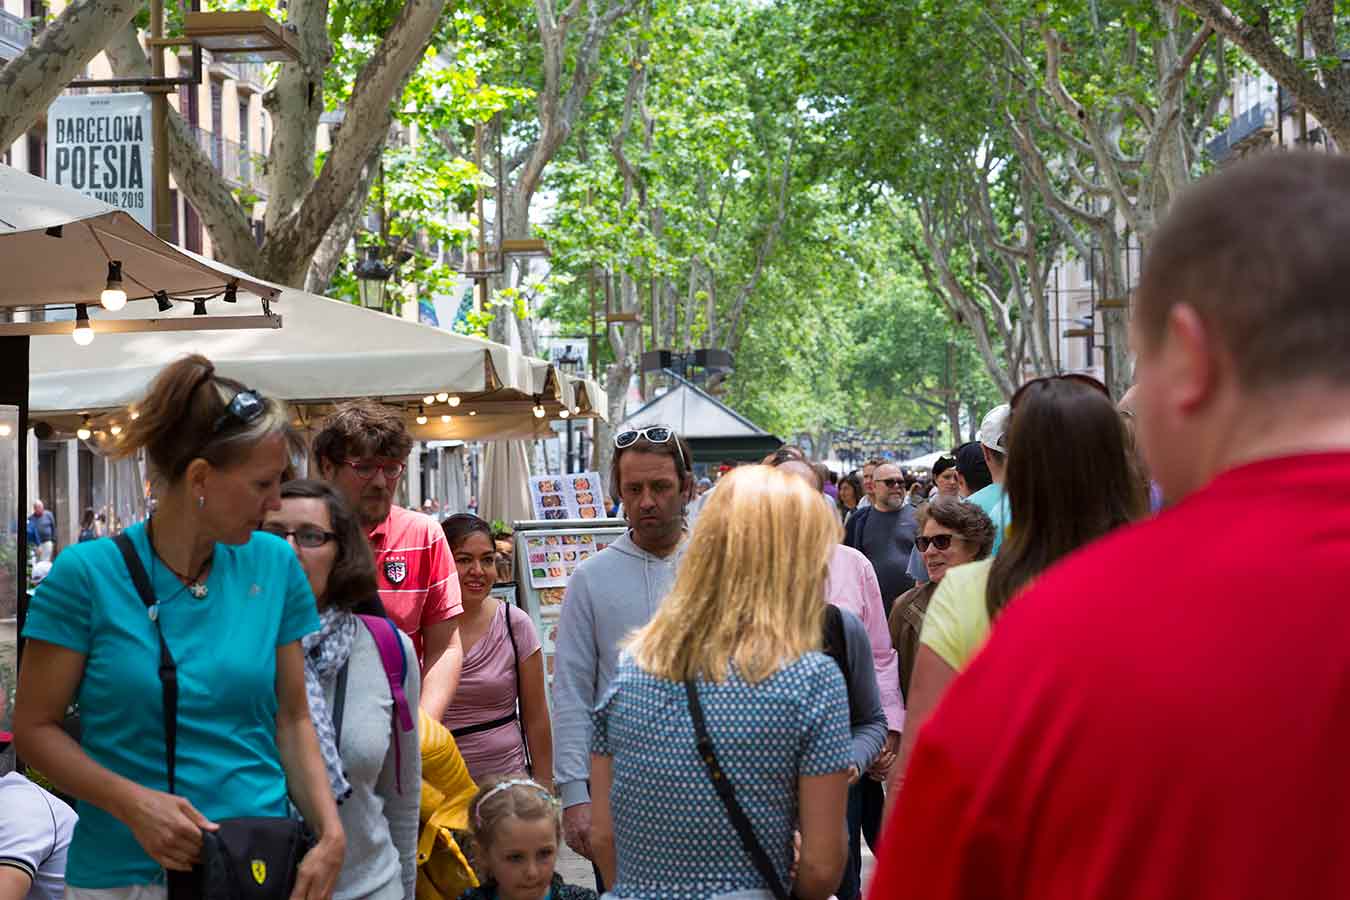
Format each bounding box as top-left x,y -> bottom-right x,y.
871,153 -> 1350,899
315,400 -> 463,719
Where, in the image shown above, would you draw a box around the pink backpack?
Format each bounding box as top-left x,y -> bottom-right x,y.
354,614 -> 417,793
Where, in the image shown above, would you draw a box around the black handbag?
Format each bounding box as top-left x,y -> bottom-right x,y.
114,534 -> 314,900
684,679 -> 795,900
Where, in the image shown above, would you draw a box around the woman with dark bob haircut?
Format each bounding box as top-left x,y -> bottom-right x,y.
15,354 -> 344,898
263,480 -> 421,899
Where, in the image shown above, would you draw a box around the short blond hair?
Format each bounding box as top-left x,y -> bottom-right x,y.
629,465 -> 841,684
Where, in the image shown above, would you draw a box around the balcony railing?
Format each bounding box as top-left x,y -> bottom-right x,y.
187,124 -> 269,199
1206,100 -> 1274,162
0,8 -> 33,62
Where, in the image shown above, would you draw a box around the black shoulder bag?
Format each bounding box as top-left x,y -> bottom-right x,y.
114,534 -> 314,900
684,679 -> 793,900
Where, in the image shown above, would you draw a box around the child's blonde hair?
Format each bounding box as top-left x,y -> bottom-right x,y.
467,775 -> 561,883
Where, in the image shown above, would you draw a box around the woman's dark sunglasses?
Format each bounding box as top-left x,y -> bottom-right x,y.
915,533 -> 960,552
212,389 -> 267,434
261,524 -> 337,548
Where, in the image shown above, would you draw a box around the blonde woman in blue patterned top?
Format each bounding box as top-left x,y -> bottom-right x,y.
589,465 -> 853,900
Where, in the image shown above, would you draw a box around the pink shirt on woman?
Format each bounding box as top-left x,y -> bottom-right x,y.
826,544 -> 906,732
441,602 -> 541,783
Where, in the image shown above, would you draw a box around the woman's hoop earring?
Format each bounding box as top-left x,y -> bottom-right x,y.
197,496 -> 206,510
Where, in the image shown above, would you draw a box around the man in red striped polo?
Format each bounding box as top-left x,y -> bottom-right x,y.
315,400 -> 463,719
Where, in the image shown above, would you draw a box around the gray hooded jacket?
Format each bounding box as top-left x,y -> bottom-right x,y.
551,530 -> 683,808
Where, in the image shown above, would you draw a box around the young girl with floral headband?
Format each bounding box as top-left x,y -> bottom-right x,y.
460,776 -> 596,900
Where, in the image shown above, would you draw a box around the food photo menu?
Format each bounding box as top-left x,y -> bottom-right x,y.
522,529 -> 618,589
528,472 -> 606,521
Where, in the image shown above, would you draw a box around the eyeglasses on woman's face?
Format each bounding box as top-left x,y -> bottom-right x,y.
260,523 -> 337,548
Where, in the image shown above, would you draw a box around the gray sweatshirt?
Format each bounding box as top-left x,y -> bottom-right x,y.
325,626 -> 422,900
552,531 -> 683,808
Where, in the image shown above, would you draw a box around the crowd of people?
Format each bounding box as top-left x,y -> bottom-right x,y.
4,152 -> 1350,900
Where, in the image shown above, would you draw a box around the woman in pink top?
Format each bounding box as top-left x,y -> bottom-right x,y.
439,514 -> 553,786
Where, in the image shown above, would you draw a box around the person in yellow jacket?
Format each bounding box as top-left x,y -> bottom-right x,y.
418,709 -> 481,900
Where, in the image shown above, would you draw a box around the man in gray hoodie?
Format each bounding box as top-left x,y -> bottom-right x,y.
552,425 -> 693,869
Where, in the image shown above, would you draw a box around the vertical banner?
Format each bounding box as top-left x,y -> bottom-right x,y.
47,93 -> 154,231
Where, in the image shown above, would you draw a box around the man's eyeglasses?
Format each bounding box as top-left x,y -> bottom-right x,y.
878,477 -> 906,489
212,389 -> 267,435
261,524 -> 337,548
614,426 -> 688,472
916,533 -> 960,552
344,458 -> 407,481
1011,374 -> 1110,409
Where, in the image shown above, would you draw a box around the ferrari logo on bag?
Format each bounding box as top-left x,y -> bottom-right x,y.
251,860 -> 267,885
384,557 -> 407,585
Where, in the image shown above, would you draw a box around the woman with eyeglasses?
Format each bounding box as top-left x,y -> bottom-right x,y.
887,498 -> 996,701
885,375 -> 1146,815
438,513 -> 552,787
263,480 -> 422,900
14,355 -> 345,899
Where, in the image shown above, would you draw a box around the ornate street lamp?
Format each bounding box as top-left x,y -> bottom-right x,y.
354,247 -> 394,312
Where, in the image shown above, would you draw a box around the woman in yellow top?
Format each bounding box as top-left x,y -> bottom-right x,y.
888,376 -> 1148,809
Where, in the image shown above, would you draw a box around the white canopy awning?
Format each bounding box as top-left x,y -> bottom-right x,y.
901,450 -> 947,470
29,287 -> 606,441
0,164 -> 280,311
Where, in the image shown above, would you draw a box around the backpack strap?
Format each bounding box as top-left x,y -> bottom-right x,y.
355,614 -> 416,794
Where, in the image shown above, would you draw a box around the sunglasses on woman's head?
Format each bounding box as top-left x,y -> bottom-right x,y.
916,533 -> 959,552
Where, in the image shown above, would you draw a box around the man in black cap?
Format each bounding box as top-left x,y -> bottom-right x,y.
952,441 -> 993,498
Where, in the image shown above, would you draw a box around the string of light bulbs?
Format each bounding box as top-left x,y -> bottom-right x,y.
68,278 -> 239,346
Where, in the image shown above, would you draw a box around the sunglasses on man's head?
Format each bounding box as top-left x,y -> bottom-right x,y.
614,425 -> 688,471
916,533 -> 960,552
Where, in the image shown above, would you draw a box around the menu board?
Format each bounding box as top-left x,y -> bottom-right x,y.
521,528 -> 619,589
529,472 -> 606,521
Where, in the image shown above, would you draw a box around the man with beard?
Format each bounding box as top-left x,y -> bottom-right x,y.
314,400 -> 463,719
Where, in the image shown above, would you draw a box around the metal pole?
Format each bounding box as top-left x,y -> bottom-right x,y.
149,0 -> 172,242
566,418 -> 575,474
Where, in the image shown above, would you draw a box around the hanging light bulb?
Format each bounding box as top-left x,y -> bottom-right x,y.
559,408 -> 570,419
73,304 -> 94,346
77,417 -> 92,441
573,405 -> 582,415
155,290 -> 174,312
101,260 -> 127,311
415,405 -> 428,426
435,392 -> 449,403
130,408 -> 140,420
223,282 -> 238,303
422,395 -> 436,406
110,424 -> 123,437
0,424 -> 11,437
193,299 -> 208,316
532,400 -> 546,419
447,395 -> 461,408
441,414 -> 451,424
468,410 -> 478,417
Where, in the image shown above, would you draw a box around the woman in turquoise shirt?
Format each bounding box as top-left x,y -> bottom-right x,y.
14,355 -> 345,899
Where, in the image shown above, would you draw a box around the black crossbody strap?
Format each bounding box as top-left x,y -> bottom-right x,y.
503,602 -> 532,770
114,533 -> 179,795
684,679 -> 791,900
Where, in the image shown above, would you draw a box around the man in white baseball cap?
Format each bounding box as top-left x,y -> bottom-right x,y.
968,403 -> 1011,553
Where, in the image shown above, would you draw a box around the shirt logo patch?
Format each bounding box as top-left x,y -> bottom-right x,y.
384,558 -> 407,585
251,860 -> 267,885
